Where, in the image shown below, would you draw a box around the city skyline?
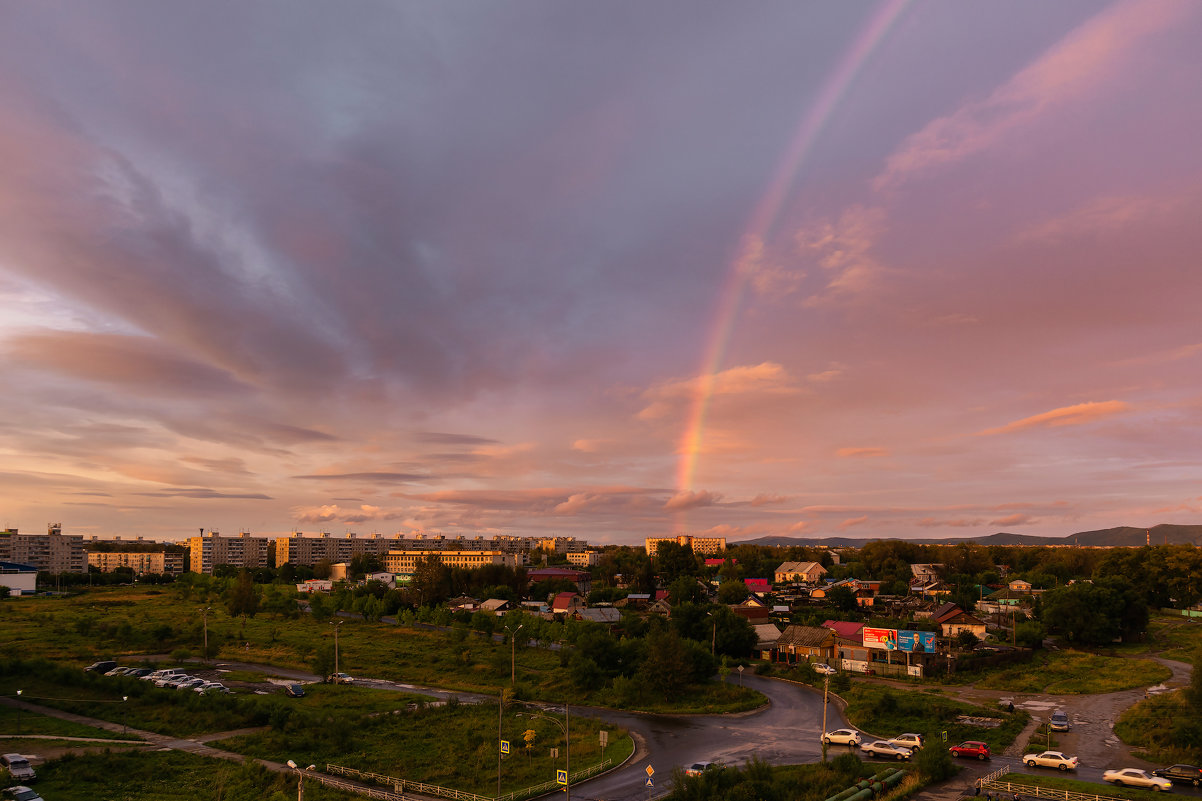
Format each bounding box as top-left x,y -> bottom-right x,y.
2,1 -> 1201,544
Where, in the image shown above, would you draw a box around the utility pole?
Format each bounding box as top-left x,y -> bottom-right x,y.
332,619 -> 343,678
198,606 -> 211,662
505,623 -> 524,687
821,674 -> 829,762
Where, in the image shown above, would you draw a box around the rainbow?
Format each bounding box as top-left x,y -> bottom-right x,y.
674,0 -> 911,523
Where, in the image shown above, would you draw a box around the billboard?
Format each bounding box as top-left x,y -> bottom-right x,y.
863,627 -> 936,653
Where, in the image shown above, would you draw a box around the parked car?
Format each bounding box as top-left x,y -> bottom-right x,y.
84,660 -> 117,673
174,678 -> 206,691
821,729 -> 862,746
330,673 -> 354,685
285,684 -> 306,698
1024,751 -> 1078,771
125,668 -> 153,678
143,668 -> 187,683
888,733 -> 925,751
1049,710 -> 1071,732
3,787 -> 44,801
1103,768 -> 1172,791
194,682 -> 230,694
104,666 -> 132,676
156,675 -> 192,688
861,741 -> 912,760
812,663 -> 837,675
685,762 -> 718,777
1,753 -> 36,782
1153,764 -> 1202,787
949,741 -> 990,760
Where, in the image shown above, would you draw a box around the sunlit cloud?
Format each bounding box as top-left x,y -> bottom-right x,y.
664,489 -> 721,511
991,513 -> 1035,527
1016,192 -> 1189,243
639,362 -> 801,420
836,446 -> 889,458
838,516 -> 868,530
977,400 -> 1131,436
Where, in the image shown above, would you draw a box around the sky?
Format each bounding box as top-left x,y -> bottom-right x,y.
2,1 -> 1201,545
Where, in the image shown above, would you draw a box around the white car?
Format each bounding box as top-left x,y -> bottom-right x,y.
822,729 -> 862,746
1104,769 -> 1172,791
330,672 -> 354,684
1024,751 -> 1078,771
861,741 -> 912,760
194,682 -> 230,694
4,787 -> 45,801
889,733 -> 925,751
812,663 -> 837,675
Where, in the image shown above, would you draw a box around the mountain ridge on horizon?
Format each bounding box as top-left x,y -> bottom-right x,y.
733,523 -> 1202,549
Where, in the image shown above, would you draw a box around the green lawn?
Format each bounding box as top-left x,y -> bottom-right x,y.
32,750 -> 360,801
969,650 -> 1169,694
0,588 -> 762,713
1147,615 -> 1202,664
1114,690 -> 1202,765
0,703 -> 142,740
216,699 -> 633,796
841,683 -> 1028,753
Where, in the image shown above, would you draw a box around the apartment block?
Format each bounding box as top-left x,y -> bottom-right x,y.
645,534 -> 727,556
186,530 -> 272,574
0,524 -> 86,573
383,549 -> 519,574
87,551 -> 183,576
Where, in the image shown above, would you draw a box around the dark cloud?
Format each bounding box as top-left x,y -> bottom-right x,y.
413,432 -> 500,446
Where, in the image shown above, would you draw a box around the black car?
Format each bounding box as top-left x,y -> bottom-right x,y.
285,684 -> 306,698
84,660 -> 117,673
1152,764 -> 1202,787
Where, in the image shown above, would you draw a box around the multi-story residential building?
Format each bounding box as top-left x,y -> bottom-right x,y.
0,524 -> 86,574
644,534 -> 726,557
539,537 -> 586,554
566,550 -> 599,567
383,549 -> 520,575
87,551 -> 183,576
274,532 -> 402,568
186,530 -> 272,574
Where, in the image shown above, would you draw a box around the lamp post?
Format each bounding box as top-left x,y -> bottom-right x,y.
199,606 -> 211,662
287,759 -> 317,801
15,689 -> 21,737
122,695 -> 128,736
820,674 -> 829,762
505,624 -> 524,687
331,619 -> 343,680
517,705 -> 571,801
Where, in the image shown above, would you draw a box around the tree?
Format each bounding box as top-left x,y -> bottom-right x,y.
655,541 -> 700,583
669,576 -> 708,605
717,581 -> 749,605
637,626 -> 693,699
226,570 -> 260,617
826,586 -> 858,613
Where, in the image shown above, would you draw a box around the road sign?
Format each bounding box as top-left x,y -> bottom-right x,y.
599,730 -> 608,747
942,730 -> 948,742
646,778 -> 654,787
645,765 -> 655,777
500,740 -> 509,755
557,770 -> 568,786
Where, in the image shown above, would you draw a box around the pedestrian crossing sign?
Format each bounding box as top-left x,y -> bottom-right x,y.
557,770 -> 568,785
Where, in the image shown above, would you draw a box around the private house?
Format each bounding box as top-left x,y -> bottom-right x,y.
774,561 -> 827,585
615,593 -> 650,609
910,564 -> 943,584
551,592 -> 585,616
752,623 -> 782,660
932,602 -> 987,640
649,597 -> 673,617
1008,579 -> 1033,592
480,599 -> 514,615
744,578 -> 771,594
528,567 -> 592,595
576,607 -> 621,627
774,624 -> 835,664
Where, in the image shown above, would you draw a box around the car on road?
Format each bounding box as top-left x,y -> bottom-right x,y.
84,660 -> 117,673
949,741 -> 990,760
812,663 -> 837,675
1049,710 -> 1071,732
330,672 -> 354,684
860,741 -> 912,760
3,787 -> 44,801
888,733 -> 925,751
1103,768 -> 1172,791
1024,751 -> 1078,771
1,753 -> 36,782
1153,764 -> 1202,787
285,684 -> 306,698
685,762 -> 718,776
821,729 -> 862,746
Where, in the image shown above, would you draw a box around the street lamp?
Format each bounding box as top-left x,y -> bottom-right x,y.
504,624 -> 524,687
122,695 -> 128,736
820,674 -> 829,762
15,689 -> 21,737
199,606 -> 211,662
287,759 -> 317,801
331,619 -> 343,680
517,705 -> 570,801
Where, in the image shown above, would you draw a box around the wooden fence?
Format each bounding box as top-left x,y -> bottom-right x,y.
327,759 -> 612,801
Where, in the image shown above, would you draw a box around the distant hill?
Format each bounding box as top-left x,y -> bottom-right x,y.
736,523 -> 1202,549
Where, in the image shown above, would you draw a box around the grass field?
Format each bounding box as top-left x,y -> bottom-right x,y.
0,703 -> 143,740
32,750 -> 360,801
1114,691 -> 1202,765
0,587 -> 762,713
969,650 -> 1169,694
841,683 -> 1028,752
1147,614 -> 1202,664
991,771 -> 1177,801
216,699 -> 634,796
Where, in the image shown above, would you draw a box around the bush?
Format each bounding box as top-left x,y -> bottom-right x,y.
915,742 -> 955,781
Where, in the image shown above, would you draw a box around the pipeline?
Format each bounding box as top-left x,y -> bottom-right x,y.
823,769 -> 906,801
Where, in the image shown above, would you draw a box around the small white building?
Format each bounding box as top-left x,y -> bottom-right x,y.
0,561 -> 38,596
296,579 -> 334,593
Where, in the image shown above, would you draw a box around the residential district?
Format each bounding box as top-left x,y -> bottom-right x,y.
2,525 -> 1201,801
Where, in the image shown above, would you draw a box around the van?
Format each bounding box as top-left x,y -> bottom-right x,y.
1,753 -> 36,781
143,668 -> 187,682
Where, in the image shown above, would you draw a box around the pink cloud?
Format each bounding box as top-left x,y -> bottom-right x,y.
664,489 -> 721,511
638,362 -> 800,420
875,0 -> 1194,191
991,513 -> 1035,527
836,446 -> 889,458
734,234 -> 804,298
838,515 -> 868,530
977,400 -> 1131,436
1017,192 -> 1190,243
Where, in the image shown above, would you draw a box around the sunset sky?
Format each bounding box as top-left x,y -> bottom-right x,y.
2,1 -> 1201,545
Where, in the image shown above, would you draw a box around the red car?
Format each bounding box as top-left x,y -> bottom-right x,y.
950,741 -> 991,760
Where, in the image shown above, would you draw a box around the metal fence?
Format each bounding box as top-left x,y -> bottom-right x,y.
313,773 -> 408,801
327,760 -> 612,801
979,770 -> 1127,801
